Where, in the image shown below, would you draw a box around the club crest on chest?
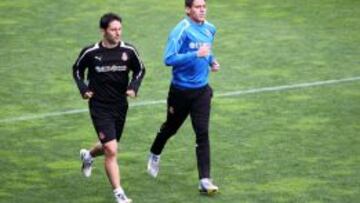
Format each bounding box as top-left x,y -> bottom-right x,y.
121,52 -> 128,61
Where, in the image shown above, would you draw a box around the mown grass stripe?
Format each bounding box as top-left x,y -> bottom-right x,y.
0,76 -> 359,123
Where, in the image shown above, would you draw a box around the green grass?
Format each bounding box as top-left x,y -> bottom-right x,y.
0,0 -> 359,202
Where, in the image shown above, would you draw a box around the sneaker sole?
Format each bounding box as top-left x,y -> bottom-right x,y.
199,188 -> 219,196
146,168 -> 158,178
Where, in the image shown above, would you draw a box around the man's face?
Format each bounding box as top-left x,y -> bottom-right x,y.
102,20 -> 122,45
186,0 -> 207,23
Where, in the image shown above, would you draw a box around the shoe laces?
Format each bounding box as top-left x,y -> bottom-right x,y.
83,158 -> 93,167
152,156 -> 159,162
116,193 -> 129,201
151,154 -> 160,163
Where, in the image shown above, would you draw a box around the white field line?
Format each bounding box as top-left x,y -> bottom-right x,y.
0,76 -> 359,123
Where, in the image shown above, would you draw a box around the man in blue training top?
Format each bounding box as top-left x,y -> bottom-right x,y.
147,0 -> 219,195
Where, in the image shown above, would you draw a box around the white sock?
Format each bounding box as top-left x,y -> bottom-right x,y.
113,187 -> 125,195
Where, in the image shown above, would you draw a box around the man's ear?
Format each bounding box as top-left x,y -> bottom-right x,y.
185,7 -> 190,15
100,28 -> 105,36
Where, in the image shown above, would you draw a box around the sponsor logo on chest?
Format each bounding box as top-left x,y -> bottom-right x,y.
189,42 -> 211,49
95,65 -> 127,73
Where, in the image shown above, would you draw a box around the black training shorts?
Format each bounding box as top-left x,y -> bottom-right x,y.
88,99 -> 128,144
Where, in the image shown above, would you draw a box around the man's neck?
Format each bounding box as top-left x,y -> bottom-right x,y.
101,40 -> 119,49
186,16 -> 205,25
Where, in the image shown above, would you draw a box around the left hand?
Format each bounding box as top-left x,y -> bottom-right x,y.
211,60 -> 220,72
126,89 -> 136,98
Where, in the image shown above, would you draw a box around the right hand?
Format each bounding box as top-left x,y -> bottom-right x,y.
197,44 -> 211,58
82,91 -> 94,99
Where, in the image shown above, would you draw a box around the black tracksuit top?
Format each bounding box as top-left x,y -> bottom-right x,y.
73,41 -> 145,103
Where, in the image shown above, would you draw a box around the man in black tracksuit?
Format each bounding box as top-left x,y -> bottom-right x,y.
72,13 -> 144,203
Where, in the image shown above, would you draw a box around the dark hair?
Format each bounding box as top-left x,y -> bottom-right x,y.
99,13 -> 122,29
185,0 -> 206,8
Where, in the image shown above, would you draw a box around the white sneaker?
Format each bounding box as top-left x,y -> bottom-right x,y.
80,149 -> 93,177
147,152 -> 160,178
115,192 -> 132,203
199,178 -> 219,195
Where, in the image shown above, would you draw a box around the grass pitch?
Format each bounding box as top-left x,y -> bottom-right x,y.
0,0 -> 359,202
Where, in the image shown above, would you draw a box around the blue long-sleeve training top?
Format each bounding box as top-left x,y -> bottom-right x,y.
164,17 -> 217,89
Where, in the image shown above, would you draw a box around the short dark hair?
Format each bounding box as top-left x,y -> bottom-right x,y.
99,13 -> 122,29
185,0 -> 206,8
